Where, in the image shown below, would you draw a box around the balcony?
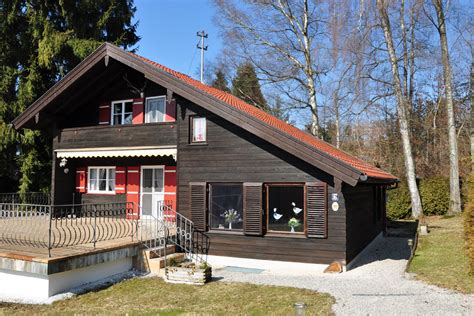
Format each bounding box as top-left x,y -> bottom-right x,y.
54,122 -> 178,150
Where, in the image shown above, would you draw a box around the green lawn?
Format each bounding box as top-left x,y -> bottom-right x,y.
0,277 -> 334,315
409,215 -> 474,293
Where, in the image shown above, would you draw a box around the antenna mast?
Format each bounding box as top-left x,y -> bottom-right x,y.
196,30 -> 208,83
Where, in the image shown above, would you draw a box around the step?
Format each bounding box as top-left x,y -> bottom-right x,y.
147,253 -> 187,274
145,244 -> 176,259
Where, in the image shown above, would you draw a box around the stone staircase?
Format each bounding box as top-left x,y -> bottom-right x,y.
134,244 -> 187,275
136,204 -> 210,279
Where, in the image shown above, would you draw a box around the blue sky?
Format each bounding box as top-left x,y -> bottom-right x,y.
133,0 -> 223,80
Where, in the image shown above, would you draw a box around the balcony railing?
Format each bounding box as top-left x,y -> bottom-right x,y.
0,192 -> 51,205
0,202 -> 137,257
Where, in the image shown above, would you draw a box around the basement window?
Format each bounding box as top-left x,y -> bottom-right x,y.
112,100 -> 133,125
88,167 -> 116,193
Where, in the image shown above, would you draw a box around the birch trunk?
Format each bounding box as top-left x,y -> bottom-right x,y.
432,0 -> 461,214
302,0 -> 320,137
308,76 -> 320,137
334,91 -> 341,148
471,62 -> 474,171
377,0 -> 423,218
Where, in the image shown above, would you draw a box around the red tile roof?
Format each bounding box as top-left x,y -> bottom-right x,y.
132,53 -> 397,181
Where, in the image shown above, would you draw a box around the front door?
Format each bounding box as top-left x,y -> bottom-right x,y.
140,166 -> 164,218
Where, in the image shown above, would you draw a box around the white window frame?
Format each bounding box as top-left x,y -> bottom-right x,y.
111,99 -> 134,126
145,96 -> 167,123
191,116 -> 207,143
87,166 -> 116,194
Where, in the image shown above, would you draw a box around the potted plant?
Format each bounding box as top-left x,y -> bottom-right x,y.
221,209 -> 242,229
288,217 -> 301,233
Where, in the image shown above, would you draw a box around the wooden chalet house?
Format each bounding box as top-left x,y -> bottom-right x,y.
12,43 -> 398,266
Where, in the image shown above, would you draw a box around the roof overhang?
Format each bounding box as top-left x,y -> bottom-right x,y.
13,43 -> 397,186
55,146 -> 177,160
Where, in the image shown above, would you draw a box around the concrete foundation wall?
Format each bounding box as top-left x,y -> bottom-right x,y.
48,257 -> 132,296
0,245 -> 139,301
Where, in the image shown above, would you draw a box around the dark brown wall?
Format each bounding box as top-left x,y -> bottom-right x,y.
344,183 -> 383,262
59,68 -> 167,129
54,122 -> 177,150
176,99 -> 346,264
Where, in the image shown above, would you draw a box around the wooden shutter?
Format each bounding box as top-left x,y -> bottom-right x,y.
243,183 -> 263,236
306,182 -> 327,238
189,182 -> 207,231
165,99 -> 176,122
115,166 -> 126,194
99,102 -> 110,125
75,167 -> 87,193
132,98 -> 144,124
126,166 -> 140,219
164,166 -> 177,221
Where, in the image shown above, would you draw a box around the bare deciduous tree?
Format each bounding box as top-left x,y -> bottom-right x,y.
429,0 -> 462,213
376,0 -> 423,218
214,0 -> 324,136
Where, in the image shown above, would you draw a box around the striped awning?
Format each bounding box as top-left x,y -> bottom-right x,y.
55,146 -> 177,160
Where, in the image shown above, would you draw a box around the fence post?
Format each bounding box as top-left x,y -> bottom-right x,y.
93,205 -> 97,249
48,205 -> 52,258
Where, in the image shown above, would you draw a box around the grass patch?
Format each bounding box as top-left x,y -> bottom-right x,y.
0,277 -> 334,315
409,215 -> 474,293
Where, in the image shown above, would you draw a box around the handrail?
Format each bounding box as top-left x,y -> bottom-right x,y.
137,201 -> 210,266
160,202 -> 210,264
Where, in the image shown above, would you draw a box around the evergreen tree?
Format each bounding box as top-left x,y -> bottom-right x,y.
269,96 -> 289,122
232,62 -> 268,111
0,0 -> 139,192
211,69 -> 230,92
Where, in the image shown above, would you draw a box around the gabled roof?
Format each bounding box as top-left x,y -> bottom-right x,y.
13,43 -> 397,185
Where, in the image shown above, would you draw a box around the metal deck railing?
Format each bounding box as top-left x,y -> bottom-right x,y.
139,200 -> 210,265
0,201 -> 137,257
0,192 -> 51,205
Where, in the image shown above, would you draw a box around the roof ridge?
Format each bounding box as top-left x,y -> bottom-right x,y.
130,51 -> 396,180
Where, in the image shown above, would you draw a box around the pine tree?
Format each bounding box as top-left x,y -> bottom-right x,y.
232,62 -> 268,112
211,69 -> 230,92
0,0 -> 139,192
270,96 -> 289,122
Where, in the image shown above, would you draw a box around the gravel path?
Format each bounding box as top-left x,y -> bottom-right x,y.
212,235 -> 474,315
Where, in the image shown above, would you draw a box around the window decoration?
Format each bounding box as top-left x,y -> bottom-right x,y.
88,167 -> 115,193
145,96 -> 166,123
267,184 -> 305,233
112,100 -> 133,125
191,116 -> 206,143
209,184 -> 243,231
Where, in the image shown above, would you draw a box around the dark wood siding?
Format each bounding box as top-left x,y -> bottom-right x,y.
177,100 -> 346,264
344,183 -> 384,262
54,123 -> 177,150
